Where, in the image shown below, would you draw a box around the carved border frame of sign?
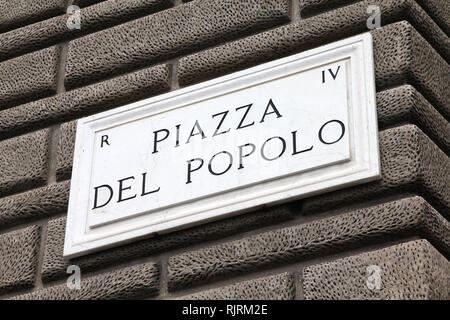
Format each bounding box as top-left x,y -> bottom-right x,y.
64,33 -> 379,258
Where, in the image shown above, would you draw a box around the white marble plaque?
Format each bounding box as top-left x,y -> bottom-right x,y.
64,33 -> 380,258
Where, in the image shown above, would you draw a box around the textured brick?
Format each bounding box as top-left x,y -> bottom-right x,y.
0,181 -> 70,230
56,121 -> 77,181
0,225 -> 41,294
77,0 -> 106,7
376,85 -> 449,155
303,239 -> 450,300
302,125 -> 450,217
0,64 -> 170,142
42,205 -> 294,283
413,0 -> 450,34
65,0 -> 290,88
372,22 -> 449,119
167,196 -> 449,291
299,0 -> 450,35
178,7 -> 449,115
0,0 -> 65,33
0,0 -> 173,61
179,273 -> 295,300
0,46 -> 58,110
179,0 -> 450,81
14,262 -> 160,300
0,129 -> 50,198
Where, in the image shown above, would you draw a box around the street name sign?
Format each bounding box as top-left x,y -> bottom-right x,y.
64,33 -> 380,258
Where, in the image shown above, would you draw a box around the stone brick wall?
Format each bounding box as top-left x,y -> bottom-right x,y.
0,0 -> 448,300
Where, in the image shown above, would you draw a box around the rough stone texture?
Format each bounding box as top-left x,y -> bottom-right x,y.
0,225 -> 41,295
65,0 -> 290,89
372,22 -> 449,120
0,46 -> 58,110
180,273 -> 295,300
376,85 -> 449,155
302,125 -> 450,218
299,0 -> 367,17
303,239 -> 450,300
77,0 -> 106,7
415,0 -> 450,34
180,0 -> 450,76
0,181 -> 70,230
14,262 -> 160,300
0,64 -> 170,141
0,0 -> 173,61
167,196 -> 450,291
41,205 -> 294,282
178,5 -> 449,114
0,0 -> 65,33
56,121 -> 77,181
0,129 -> 50,198
299,0 -> 450,35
